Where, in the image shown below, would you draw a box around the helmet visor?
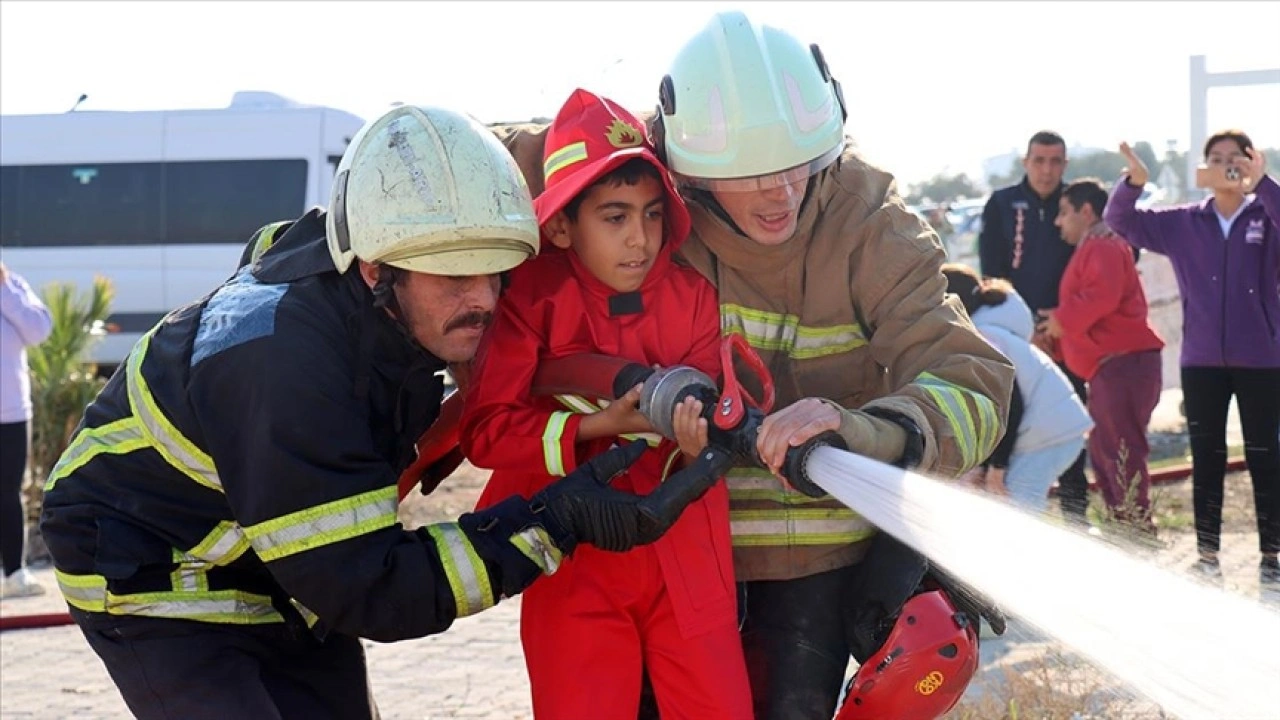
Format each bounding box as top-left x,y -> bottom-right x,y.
672,143 -> 842,193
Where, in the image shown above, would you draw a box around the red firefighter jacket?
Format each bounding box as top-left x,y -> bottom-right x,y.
460,241 -> 734,639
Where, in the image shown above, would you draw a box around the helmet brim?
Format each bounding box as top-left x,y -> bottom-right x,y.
383,242 -> 535,277
534,148 -> 691,249
672,143 -> 843,193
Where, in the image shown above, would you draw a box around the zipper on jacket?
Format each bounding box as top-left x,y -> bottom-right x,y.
1220,218 -> 1230,365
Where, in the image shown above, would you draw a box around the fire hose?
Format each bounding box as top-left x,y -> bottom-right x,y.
398,334 -> 848,505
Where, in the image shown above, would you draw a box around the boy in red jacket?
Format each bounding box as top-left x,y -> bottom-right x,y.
460,89 -> 751,719
1041,178 -> 1164,530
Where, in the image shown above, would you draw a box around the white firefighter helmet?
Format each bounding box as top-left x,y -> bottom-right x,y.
327,105 -> 539,276
657,11 -> 847,191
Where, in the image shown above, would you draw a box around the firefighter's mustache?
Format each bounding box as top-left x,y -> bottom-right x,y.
445,311 -> 493,333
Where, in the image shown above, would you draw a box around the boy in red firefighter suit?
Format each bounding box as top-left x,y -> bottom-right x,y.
460,89 -> 752,719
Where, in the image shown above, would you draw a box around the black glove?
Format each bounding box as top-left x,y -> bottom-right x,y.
456,440 -> 649,600
458,441 -> 731,600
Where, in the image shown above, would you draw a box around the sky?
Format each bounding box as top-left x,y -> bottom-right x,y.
2,0 -> 1278,187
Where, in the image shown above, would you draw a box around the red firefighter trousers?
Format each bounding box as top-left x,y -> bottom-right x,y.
520,542 -> 752,720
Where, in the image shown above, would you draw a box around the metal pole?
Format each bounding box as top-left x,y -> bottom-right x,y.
1187,55 -> 1280,202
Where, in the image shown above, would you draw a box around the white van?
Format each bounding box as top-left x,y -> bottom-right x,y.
0,92 -> 365,371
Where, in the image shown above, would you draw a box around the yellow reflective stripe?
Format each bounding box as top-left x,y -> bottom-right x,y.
728,508 -> 877,547
126,333 -> 222,493
509,526 -> 563,575
727,469 -> 833,504
249,220 -> 290,264
542,412 -> 572,477
914,373 -> 995,468
556,394 -> 599,413
106,590 -> 283,624
54,570 -> 283,624
730,489 -> 834,505
169,563 -> 211,593
658,448 -> 682,482
183,521 -> 251,566
732,530 -> 878,547
244,486 -> 398,562
55,569 -> 107,612
971,382 -> 1002,461
44,417 -> 149,491
425,524 -> 494,617
554,395 -> 661,447
543,141 -> 588,181
721,304 -> 866,359
290,598 -> 321,628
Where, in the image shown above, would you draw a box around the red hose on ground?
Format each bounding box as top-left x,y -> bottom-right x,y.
0,611 -> 75,631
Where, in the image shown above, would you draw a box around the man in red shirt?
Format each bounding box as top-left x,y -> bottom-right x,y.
1040,178 -> 1164,531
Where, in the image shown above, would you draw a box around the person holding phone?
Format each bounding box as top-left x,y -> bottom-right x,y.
1104,131 -> 1280,588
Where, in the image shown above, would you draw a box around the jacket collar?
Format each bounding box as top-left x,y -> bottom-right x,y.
1194,193 -> 1257,217
560,239 -> 675,305
686,174 -> 824,273
1018,176 -> 1065,207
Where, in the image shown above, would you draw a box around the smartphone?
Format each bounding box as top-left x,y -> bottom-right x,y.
1195,165 -> 1241,190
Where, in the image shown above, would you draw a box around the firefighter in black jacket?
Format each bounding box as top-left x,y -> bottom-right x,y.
39,105 -> 713,719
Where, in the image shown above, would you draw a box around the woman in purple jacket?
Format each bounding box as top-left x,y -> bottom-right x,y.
0,263 -> 53,598
1106,131 -> 1279,588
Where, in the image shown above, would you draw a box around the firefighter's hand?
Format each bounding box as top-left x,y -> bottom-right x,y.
532,440 -> 652,553
756,398 -> 842,478
456,441 -> 649,600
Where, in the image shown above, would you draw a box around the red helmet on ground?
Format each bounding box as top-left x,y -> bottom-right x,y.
835,589 -> 979,720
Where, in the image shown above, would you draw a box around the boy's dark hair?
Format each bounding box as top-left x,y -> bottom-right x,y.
1026,130 -> 1066,156
1203,129 -> 1253,159
563,158 -> 663,220
1062,178 -> 1108,217
941,262 -> 1010,317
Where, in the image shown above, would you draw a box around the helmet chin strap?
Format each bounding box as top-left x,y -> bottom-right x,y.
369,265 -> 436,360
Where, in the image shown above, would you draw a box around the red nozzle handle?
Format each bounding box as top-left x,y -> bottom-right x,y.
714,334 -> 776,430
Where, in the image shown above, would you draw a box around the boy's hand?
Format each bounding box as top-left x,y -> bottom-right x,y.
599,384 -> 654,436
671,395 -> 708,460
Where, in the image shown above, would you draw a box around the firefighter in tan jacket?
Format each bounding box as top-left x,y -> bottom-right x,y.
498,12 -> 1014,718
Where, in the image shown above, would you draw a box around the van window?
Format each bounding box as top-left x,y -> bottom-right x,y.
0,159 -> 307,247
165,159 -> 308,244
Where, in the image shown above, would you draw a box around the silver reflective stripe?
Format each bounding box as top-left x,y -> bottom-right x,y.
126,332 -> 223,493
55,569 -> 107,612
44,417 -> 149,491
721,304 -> 866,359
725,469 -> 830,504
425,524 -> 493,617
555,396 -> 661,447
729,508 -> 877,547
183,521 -> 251,566
55,569 -> 283,624
170,564 -> 210,592
510,526 -> 563,575
105,590 -> 284,624
542,412 -> 571,477
245,487 -> 398,563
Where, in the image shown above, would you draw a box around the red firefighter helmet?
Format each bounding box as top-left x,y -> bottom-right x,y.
835,590 -> 979,720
